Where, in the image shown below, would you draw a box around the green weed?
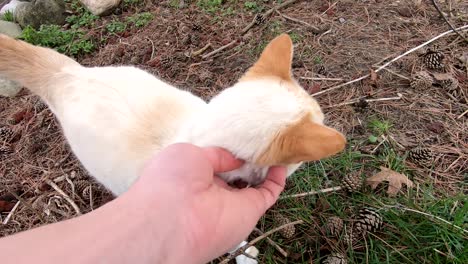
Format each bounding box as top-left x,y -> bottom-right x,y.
197,0 -> 223,13
21,25 -> 94,56
127,12 -> 154,28
106,21 -> 127,33
1,10 -> 14,22
368,118 -> 393,136
244,1 -> 264,12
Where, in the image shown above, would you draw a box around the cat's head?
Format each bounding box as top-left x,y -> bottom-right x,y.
187,34 -> 346,185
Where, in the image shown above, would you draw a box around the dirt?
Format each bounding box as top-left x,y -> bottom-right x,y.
0,0 -> 467,260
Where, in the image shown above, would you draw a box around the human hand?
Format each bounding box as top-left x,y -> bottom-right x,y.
129,143 -> 287,263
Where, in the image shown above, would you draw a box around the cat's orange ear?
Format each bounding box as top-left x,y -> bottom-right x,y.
256,114 -> 346,165
241,33 -> 293,81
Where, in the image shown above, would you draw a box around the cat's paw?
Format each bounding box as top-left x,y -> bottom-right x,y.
233,241 -> 259,264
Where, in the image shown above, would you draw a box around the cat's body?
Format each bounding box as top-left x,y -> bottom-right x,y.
0,33 -> 346,264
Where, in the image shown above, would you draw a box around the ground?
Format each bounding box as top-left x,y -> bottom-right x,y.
0,0 -> 467,263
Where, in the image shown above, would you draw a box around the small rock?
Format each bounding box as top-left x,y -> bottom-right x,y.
0,20 -> 22,38
80,0 -> 121,16
0,0 -> 22,16
0,78 -> 22,97
339,17 -> 346,24
14,0 -> 66,29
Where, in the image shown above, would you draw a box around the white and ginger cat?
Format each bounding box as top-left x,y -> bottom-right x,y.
0,33 -> 345,262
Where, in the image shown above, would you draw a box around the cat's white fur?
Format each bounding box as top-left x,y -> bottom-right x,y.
0,33 -> 346,264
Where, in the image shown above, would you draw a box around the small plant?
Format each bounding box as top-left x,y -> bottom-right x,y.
66,11 -> 99,29
368,118 -> 393,136
106,21 -> 127,33
127,12 -> 154,28
1,10 -> 14,22
245,1 -> 264,12
21,25 -> 94,56
289,32 -> 302,43
197,0 -> 223,13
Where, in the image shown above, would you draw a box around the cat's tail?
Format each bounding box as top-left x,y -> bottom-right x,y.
0,34 -> 79,101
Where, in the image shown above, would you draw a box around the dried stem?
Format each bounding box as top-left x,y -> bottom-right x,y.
253,228 -> 288,257
280,186 -> 342,199
2,201 -> 20,225
201,40 -> 236,59
431,0 -> 468,43
323,93 -> 403,109
313,25 -> 468,97
220,220 -> 304,263
46,179 -> 82,216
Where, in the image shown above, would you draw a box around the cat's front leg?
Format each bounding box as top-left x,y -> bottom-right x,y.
231,240 -> 259,264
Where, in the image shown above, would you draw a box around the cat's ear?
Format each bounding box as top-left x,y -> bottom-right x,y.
241,33 -> 293,81
256,114 -> 346,165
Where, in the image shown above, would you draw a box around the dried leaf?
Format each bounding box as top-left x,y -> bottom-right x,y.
366,167 -> 414,197
309,83 -> 321,94
0,200 -> 15,212
369,69 -> 378,88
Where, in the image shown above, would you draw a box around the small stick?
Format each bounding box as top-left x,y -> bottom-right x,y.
2,201 -> 20,225
146,37 -> 156,60
201,40 -> 236,59
46,179 -> 82,216
300,77 -> 344,81
323,93 -> 403,109
431,0 -> 468,43
191,43 -> 212,57
279,186 -> 342,199
381,68 -> 410,80
386,204 -> 467,234
253,228 -> 288,257
241,0 -> 299,35
220,220 -> 304,263
313,25 -> 468,97
276,10 -> 320,32
371,135 -> 388,154
457,109 -> 467,119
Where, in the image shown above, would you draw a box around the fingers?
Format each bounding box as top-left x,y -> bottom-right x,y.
255,166 -> 287,209
202,147 -> 244,173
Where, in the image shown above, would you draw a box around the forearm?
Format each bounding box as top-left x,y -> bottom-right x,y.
0,193 -> 190,264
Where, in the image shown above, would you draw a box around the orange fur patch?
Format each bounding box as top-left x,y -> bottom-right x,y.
256,113 -> 346,165
241,33 -> 293,81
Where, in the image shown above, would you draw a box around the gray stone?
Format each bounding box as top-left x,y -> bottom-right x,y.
80,0 -> 121,16
0,78 -> 22,97
0,20 -> 22,37
14,0 -> 66,29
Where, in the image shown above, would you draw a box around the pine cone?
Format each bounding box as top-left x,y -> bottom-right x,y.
342,227 -> 361,246
273,213 -> 295,239
254,14 -> 266,25
191,24 -> 202,31
423,51 -> 445,70
160,56 -> 173,68
0,127 -> 14,142
34,100 -> 48,112
342,173 -> 363,193
408,147 -> 433,167
317,65 -> 326,75
324,216 -> 344,237
410,71 -> 433,90
323,252 -> 348,264
439,76 -> 459,91
0,145 -> 14,159
355,207 -> 383,233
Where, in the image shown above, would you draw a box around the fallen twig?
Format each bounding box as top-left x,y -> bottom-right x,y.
323,93 -> 403,109
201,40 -> 236,59
220,220 -> 304,263
276,10 -> 320,32
2,201 -> 20,225
300,76 -> 344,81
192,43 -> 212,57
457,109 -> 468,119
384,204 -> 468,234
313,25 -> 468,97
431,0 -> 468,43
46,179 -> 81,216
241,0 -> 299,35
253,228 -> 288,258
279,186 -> 342,199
